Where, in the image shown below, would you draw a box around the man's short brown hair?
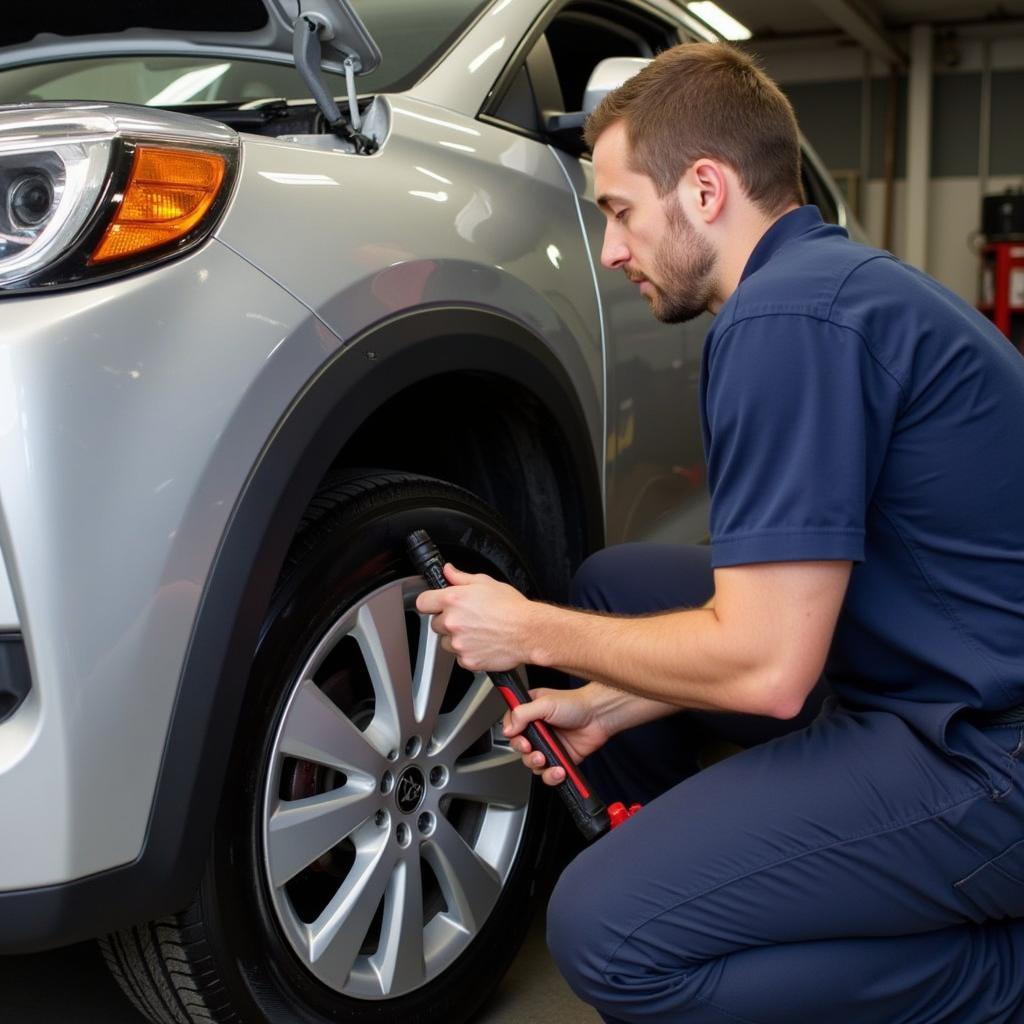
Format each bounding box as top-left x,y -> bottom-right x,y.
584,42 -> 804,215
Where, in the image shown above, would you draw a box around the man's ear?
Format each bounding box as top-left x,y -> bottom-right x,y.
681,159 -> 727,225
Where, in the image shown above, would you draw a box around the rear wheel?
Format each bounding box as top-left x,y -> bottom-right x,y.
101,470 -> 560,1024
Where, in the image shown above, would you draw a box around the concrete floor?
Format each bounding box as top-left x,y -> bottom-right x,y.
0,911 -> 598,1024
477,913 -> 601,1024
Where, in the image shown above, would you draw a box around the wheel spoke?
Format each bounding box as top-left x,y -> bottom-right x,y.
448,748 -> 529,809
422,816 -> 501,933
278,679 -> 384,779
310,837 -> 396,985
373,852 -> 426,995
267,786 -> 378,888
412,616 -> 456,734
354,586 -> 416,749
431,674 -> 506,763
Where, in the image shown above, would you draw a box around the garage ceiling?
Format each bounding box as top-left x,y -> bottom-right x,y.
720,0 -> 1024,38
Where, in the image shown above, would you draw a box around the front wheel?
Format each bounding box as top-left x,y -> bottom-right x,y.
101,471 -> 560,1024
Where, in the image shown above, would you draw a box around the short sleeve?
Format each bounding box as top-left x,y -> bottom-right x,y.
703,314 -> 901,568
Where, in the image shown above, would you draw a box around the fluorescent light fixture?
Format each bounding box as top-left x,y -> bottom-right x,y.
686,2 -> 752,40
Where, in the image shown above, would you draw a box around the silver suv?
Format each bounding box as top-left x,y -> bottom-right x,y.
0,2 -> 857,1022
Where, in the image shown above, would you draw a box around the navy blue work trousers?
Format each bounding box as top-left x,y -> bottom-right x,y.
547,544 -> 1024,1023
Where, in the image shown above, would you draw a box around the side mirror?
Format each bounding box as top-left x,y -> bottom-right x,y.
582,56 -> 652,114
545,56 -> 652,133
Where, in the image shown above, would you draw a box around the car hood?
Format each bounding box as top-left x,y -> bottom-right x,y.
0,1 -> 378,76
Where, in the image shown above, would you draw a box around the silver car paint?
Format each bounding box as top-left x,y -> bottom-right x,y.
409,0 -> 542,118
0,104 -> 236,635
0,240 -> 346,888
0,550 -> 16,630
216,96 -> 605,458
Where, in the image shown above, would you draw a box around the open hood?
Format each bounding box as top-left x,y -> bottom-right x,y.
0,1 -> 380,77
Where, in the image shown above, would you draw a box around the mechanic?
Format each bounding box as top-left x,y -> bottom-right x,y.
415,42 -> 1024,1024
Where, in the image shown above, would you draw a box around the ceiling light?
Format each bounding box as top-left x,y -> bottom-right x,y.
686,3 -> 752,41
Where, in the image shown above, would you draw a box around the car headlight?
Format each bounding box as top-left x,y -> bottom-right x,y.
0,105 -> 238,294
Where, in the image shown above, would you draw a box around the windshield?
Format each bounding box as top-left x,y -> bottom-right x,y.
0,0 -> 490,106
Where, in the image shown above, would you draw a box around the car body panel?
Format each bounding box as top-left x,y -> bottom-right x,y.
217,97 -> 605,482
0,549 -> 16,630
0,302 -> 604,950
408,0 -> 543,116
0,239 -> 335,888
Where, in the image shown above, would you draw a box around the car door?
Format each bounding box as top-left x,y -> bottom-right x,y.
485,0 -> 711,548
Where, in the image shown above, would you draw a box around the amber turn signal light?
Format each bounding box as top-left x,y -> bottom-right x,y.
89,147 -> 227,264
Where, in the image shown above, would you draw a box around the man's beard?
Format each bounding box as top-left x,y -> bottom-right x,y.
636,196 -> 717,324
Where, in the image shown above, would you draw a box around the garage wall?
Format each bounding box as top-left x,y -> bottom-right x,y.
749,32 -> 1024,304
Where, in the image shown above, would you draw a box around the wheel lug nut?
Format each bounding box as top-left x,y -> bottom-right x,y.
417,811 -> 436,836
429,766 -> 448,788
380,771 -> 394,794
404,736 -> 421,758
387,749 -> 399,762
396,823 -> 411,848
375,810 -> 389,828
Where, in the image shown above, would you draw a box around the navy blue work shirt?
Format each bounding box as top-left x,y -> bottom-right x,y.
699,205 -> 1024,777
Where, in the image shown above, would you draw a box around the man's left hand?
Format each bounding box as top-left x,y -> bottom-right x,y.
414,563 -> 534,671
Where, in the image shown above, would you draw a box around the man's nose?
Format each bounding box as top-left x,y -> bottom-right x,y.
601,229 -> 629,270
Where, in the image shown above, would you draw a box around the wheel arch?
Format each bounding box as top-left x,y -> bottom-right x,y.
0,305 -> 604,951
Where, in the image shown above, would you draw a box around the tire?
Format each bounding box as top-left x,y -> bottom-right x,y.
100,470 -> 562,1024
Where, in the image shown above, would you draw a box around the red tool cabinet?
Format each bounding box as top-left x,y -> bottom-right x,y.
978,241 -> 1024,353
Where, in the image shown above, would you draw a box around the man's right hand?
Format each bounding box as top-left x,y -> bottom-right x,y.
501,683 -> 614,787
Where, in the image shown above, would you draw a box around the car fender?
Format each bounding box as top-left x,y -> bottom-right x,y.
0,302 -> 602,952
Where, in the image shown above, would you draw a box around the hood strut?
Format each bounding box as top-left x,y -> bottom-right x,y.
292,5 -> 379,153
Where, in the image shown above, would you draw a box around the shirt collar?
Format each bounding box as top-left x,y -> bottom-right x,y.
739,205 -> 825,283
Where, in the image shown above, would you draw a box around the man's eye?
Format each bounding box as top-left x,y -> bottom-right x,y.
615,209 -> 628,223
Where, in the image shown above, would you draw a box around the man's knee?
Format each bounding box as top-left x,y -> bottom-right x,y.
569,543 -> 714,616
568,547 -> 627,611
546,841 -> 704,1010
546,848 -> 619,1002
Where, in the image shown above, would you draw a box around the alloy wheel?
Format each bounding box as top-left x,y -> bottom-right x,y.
261,576 -> 531,999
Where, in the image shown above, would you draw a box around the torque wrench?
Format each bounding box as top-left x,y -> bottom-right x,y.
407,530 -> 639,841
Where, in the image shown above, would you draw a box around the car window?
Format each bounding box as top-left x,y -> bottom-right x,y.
801,158 -> 841,225
0,0 -> 490,104
0,57 -> 303,106
543,4 -> 667,113
491,0 -> 676,143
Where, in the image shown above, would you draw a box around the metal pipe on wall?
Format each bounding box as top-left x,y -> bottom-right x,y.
860,48 -> 871,220
883,66 -> 897,252
904,23 -> 933,270
978,37 -> 992,200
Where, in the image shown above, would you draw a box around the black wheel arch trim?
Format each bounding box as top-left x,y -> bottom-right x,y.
0,305 -> 604,953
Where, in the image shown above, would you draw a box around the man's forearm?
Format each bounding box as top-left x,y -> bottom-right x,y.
581,680 -> 687,733
416,560 -> 847,720
524,602 -> 791,718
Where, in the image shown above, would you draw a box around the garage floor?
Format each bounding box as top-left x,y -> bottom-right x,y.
0,909 -> 598,1023
479,912 -> 600,1023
